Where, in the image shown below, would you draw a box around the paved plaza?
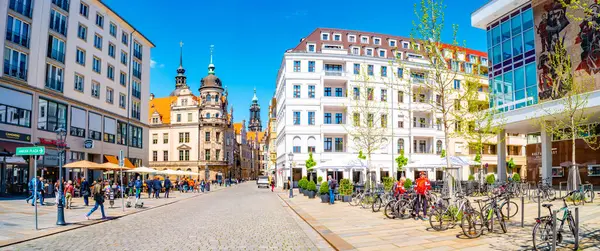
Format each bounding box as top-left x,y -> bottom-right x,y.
0,183 -> 330,251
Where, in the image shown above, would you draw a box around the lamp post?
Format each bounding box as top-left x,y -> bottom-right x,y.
288,152 -> 294,197
55,128 -> 67,225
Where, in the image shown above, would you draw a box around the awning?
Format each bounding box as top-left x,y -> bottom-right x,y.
104,155 -> 135,168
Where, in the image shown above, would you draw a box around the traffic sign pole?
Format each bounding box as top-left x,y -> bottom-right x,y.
33,156 -> 38,230
120,150 -> 124,212
16,146 -> 45,231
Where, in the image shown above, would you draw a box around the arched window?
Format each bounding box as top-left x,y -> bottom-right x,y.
380,138 -> 388,152
436,140 -> 443,154
215,94 -> 219,101
293,136 -> 301,153
215,113 -> 220,118
206,94 -> 212,102
206,113 -> 210,118
397,138 -> 404,154
307,136 -> 316,153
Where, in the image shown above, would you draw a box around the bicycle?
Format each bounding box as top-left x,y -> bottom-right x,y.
569,183 -> 594,206
532,178 -> 555,203
532,191 -> 578,250
372,191 -> 394,212
461,195 -> 507,238
429,193 -> 474,231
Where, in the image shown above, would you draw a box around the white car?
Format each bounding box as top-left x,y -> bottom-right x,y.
257,176 -> 270,188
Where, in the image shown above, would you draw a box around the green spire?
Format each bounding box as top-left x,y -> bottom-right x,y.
208,45 -> 215,75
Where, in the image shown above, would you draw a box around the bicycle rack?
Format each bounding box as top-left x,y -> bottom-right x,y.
550,207 -> 580,251
582,183 -> 594,203
559,181 -> 568,198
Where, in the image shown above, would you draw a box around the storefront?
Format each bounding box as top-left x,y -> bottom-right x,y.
0,130 -> 34,196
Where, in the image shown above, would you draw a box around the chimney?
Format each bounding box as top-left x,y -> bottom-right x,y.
150,93 -> 155,100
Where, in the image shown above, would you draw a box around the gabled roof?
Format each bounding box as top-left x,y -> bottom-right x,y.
148,96 -> 177,123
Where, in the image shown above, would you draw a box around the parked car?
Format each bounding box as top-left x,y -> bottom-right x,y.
257,176 -> 269,188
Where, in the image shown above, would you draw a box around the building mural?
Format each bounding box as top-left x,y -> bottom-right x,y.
535,0 -> 600,100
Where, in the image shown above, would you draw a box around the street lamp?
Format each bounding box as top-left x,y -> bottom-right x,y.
55,127 -> 67,226
288,152 -> 294,197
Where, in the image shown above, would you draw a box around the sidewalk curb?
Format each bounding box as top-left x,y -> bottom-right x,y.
0,187 -> 230,248
277,193 -> 355,251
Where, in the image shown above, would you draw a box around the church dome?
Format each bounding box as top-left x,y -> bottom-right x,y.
201,73 -> 222,88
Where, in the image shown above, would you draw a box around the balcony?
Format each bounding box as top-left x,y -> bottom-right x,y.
324,70 -> 346,77
322,47 -> 348,55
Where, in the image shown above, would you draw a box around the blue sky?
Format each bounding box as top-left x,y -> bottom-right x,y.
103,0 -> 489,128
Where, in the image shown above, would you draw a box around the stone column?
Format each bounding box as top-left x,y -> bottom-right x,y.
541,128 -> 552,185
497,130 -> 507,182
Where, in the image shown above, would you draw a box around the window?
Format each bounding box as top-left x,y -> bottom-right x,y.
119,93 -> 126,108
184,132 -> 190,143
6,15 -> 30,47
361,36 -> 368,43
334,138 -> 344,152
128,125 -> 143,148
353,64 -> 360,75
381,114 -> 388,128
107,64 -> 114,80
374,38 -> 381,45
335,88 -> 343,97
152,134 -> 158,144
215,150 -> 221,161
132,60 -> 142,79
131,101 -> 141,120
121,31 -> 129,46
324,87 -> 331,97
453,79 -> 461,90
367,88 -> 374,100
45,63 -> 64,92
120,72 -> 127,86
95,13 -> 104,28
49,9 -> 67,36
324,113 -> 332,124
76,48 -> 85,65
73,73 -> 84,92
80,2 -> 89,17
353,113 -> 360,126
121,50 -> 128,65
179,150 -> 190,161
307,44 -> 315,52
293,85 -> 300,98
324,138 -> 333,152
293,111 -> 300,125
204,149 -> 210,161
334,34 -> 341,41
109,22 -> 117,37
151,117 -> 158,124
178,133 -> 184,143
215,132 -> 221,142
133,42 -> 143,60
381,89 -> 387,101
353,87 -> 360,100
379,49 -> 386,57
163,133 -> 168,144
77,24 -> 87,40
349,35 -> 356,42
335,113 -> 343,124
4,47 -> 28,81
367,65 -> 374,76
397,139 -> 405,153
308,85 -> 315,98
402,42 -> 409,49
132,80 -> 141,99
106,87 -> 113,104
308,111 -> 315,125
176,114 -> 181,122
381,66 -> 387,77
367,113 -> 374,127
352,47 -> 360,55
398,120 -> 404,128
390,40 -> 397,47
293,61 -> 300,72
47,35 -> 66,63
321,33 -> 329,40
52,0 -> 69,11
0,88 -> 32,128
187,113 -> 192,122
163,151 -> 168,161
37,98 -> 67,132
308,61 -> 315,72
108,43 -> 115,58
205,131 -> 211,142
91,81 -> 100,98
92,57 -> 101,73
398,91 -> 404,103
10,0 -> 33,18
366,48 -> 373,56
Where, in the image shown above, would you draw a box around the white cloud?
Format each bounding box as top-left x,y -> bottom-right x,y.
150,59 -> 157,68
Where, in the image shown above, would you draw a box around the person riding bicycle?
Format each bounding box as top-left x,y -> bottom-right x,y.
414,172 -> 431,221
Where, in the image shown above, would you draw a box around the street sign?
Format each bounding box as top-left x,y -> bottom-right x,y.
16,146 -> 45,156
84,139 -> 94,149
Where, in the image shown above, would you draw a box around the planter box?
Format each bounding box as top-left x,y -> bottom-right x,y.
342,195 -> 352,202
320,194 -> 329,203
299,188 -> 303,194
308,191 -> 316,198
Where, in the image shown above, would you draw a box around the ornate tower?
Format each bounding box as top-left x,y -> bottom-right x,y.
175,41 -> 187,89
248,88 -> 262,132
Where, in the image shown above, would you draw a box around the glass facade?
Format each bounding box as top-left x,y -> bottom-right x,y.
486,4 -> 537,111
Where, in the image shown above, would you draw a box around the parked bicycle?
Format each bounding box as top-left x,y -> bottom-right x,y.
568,183 -> 594,206
532,178 -> 555,203
461,195 -> 507,238
532,191 -> 578,250
429,193 -> 474,231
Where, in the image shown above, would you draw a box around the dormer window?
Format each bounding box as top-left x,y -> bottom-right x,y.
152,117 -> 159,124
469,55 -> 478,63
351,47 -> 360,55
366,48 -> 373,56
321,33 -> 329,40
480,58 -> 488,66
414,43 -> 420,50
378,49 -> 386,57
181,98 -> 188,106
396,51 -> 403,60
333,33 -> 341,41
361,36 -> 369,44
402,41 -> 410,49
389,40 -> 397,47
374,38 -> 381,45
307,43 -> 316,52
348,35 -> 356,42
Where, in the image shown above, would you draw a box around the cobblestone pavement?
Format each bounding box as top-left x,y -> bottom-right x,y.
1,183 -> 331,251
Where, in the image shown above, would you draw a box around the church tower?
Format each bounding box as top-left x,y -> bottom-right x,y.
248,88 -> 262,132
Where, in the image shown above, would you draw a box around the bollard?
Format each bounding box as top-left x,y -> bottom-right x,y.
507,196 -> 511,220
552,210 -> 557,251
521,196 -> 525,228
575,207 -> 579,250
538,193 -> 541,219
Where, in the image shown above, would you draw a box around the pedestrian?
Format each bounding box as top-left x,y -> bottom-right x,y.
288,178 -> 293,198
414,172 -> 432,221
200,179 -> 205,192
152,177 -> 162,199
127,178 -> 134,197
64,180 -> 74,209
54,180 -> 60,206
183,178 -> 188,193
145,178 -> 153,198
270,179 -> 275,192
327,176 -> 337,205
25,176 -> 44,206
188,179 -> 194,193
85,179 -> 106,220
134,176 -> 142,199
164,176 -> 172,198
81,178 -> 90,206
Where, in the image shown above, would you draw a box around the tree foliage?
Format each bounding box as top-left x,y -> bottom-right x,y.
395,150 -> 408,172
305,152 -> 317,170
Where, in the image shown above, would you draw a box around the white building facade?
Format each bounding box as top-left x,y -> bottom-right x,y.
273,28 -> 491,186
0,0 -> 153,195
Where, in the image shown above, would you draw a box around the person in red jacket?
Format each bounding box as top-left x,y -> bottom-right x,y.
414,172 -> 431,221
393,177 -> 406,199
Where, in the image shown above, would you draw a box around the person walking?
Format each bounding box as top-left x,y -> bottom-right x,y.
81,178 -> 90,206
85,179 -> 106,220
26,176 -> 44,206
145,178 -> 153,198
200,179 -> 205,193
152,177 -> 162,199
164,177 -> 172,198
327,176 -> 337,205
54,180 -> 60,206
270,179 -> 275,192
64,180 -> 74,209
134,176 -> 143,199
288,178 -> 293,198
414,172 -> 432,221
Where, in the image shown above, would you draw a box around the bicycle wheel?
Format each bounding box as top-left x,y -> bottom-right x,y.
384,201 -> 396,219
584,190 -> 594,203
372,196 -> 383,212
532,190 -> 541,203
461,209 -> 483,238
397,200 -> 411,219
496,209 -> 507,233
429,208 -> 450,231
547,188 -> 555,200
571,192 -> 583,206
349,194 -> 360,206
501,201 -> 519,219
533,220 -> 553,251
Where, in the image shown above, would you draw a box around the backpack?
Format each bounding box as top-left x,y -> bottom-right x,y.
329,180 -> 337,189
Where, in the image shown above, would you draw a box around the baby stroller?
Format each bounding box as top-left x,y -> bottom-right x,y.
125,190 -> 144,208
108,189 -> 115,208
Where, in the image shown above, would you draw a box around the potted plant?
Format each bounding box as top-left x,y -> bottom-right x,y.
307,180 -> 317,198
316,176 -> 323,190
486,174 -> 496,185
319,181 -> 329,203
298,176 -> 307,194
339,179 -> 354,202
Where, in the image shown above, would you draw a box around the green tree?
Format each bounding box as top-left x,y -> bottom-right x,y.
395,150 -> 408,173
305,152 -> 316,172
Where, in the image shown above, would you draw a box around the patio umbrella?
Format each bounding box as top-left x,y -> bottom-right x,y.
63,160 -> 100,168
126,166 -> 158,173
